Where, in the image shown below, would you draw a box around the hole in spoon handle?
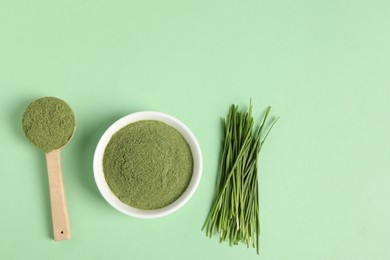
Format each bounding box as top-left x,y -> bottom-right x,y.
45,149 -> 71,241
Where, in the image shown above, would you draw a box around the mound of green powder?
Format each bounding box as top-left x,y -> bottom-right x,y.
22,97 -> 76,153
103,120 -> 194,210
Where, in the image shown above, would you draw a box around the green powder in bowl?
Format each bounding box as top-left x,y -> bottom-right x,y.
93,112 -> 202,218
103,120 -> 193,210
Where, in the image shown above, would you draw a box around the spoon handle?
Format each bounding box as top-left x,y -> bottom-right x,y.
45,149 -> 71,240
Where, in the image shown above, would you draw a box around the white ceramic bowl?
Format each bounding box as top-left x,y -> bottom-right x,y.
93,111 -> 202,218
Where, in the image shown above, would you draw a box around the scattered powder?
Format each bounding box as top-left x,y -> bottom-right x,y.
103,120 -> 193,210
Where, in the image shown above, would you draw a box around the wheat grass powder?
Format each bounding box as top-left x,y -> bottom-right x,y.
22,97 -> 76,153
103,120 -> 193,210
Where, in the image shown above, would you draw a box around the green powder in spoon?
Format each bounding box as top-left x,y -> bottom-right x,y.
22,97 -> 76,153
103,120 -> 193,210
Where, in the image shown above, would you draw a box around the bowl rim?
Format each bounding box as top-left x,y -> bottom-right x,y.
93,111 -> 202,218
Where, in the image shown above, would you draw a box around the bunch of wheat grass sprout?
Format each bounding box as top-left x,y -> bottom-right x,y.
202,103 -> 278,255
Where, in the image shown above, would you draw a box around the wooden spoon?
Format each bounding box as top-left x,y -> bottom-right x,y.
22,97 -> 76,241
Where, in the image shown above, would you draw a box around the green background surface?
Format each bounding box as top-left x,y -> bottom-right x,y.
1,1 -> 389,259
